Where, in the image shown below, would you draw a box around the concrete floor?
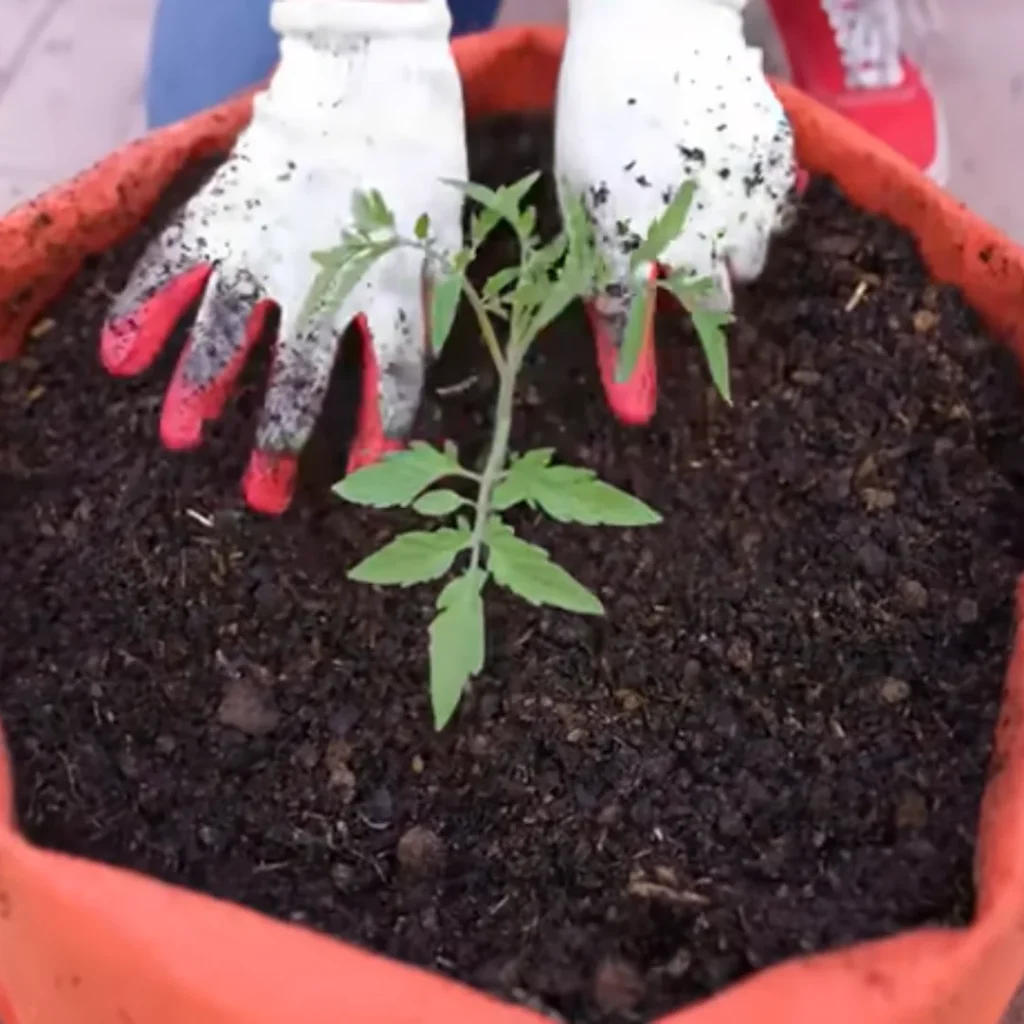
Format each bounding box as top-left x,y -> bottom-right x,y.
1,0 -> 1022,246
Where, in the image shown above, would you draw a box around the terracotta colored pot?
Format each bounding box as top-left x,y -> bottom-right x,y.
3,24 -> 1024,1024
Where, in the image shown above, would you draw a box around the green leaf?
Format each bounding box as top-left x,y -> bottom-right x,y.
348,527 -> 470,587
369,190 -> 391,228
430,272 -> 463,354
692,308 -> 734,403
519,206 -> 537,242
414,213 -> 431,240
351,188 -> 395,233
660,275 -> 734,404
665,272 -> 716,302
444,178 -> 506,214
630,179 -> 697,270
334,442 -> 460,508
482,266 -> 520,299
299,245 -> 389,328
494,457 -> 660,526
518,233 -> 578,337
351,190 -> 373,228
527,277 -> 580,337
413,489 -> 467,517
499,171 -> 542,214
615,287 -> 651,384
492,448 -> 554,510
310,231 -> 369,268
429,568 -> 486,729
311,248 -> 338,269
486,520 -> 603,615
445,173 -> 539,237
469,208 -> 502,249
562,205 -> 596,294
530,232 -> 569,275
560,186 -> 592,268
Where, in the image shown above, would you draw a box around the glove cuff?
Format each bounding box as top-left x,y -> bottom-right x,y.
568,0 -> 747,26
271,0 -> 452,43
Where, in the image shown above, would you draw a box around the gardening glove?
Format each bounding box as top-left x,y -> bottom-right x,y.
100,0 -> 468,514
555,0 -> 798,423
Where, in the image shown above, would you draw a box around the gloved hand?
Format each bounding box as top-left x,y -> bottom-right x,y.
555,0 -> 798,423
101,0 -> 468,514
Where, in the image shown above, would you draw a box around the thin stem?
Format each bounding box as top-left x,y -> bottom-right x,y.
467,337 -> 521,574
462,280 -> 506,374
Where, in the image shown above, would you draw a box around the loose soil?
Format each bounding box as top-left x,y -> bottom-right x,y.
2,117 -> 1023,1022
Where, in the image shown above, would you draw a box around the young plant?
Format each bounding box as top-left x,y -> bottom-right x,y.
303,175 -> 732,728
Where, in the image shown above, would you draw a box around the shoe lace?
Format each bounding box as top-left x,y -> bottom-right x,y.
820,0 -> 904,89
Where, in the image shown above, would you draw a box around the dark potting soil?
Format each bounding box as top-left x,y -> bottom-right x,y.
2,116 -> 1023,1022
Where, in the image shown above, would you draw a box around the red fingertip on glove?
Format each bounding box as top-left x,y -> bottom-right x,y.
100,264 -> 212,377
160,300 -> 273,450
345,313 -> 405,474
242,450 -> 298,516
588,264 -> 660,427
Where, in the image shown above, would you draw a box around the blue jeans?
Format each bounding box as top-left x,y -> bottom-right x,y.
145,0 -> 504,129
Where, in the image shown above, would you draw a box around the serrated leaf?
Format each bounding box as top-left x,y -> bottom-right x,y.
413,489 -> 467,517
334,442 -> 460,508
547,474 -> 662,526
351,188 -> 394,233
486,520 -> 603,615
444,178 -> 505,214
469,208 -> 501,249
664,272 -> 715,302
531,232 -> 569,274
661,276 -> 734,404
616,286 -> 651,384
348,527 -> 470,587
692,308 -> 734,404
630,179 -> 697,270
560,185 -> 592,265
446,175 -> 540,241
414,213 -> 431,240
492,448 -> 554,511
528,277 -> 580,337
429,568 -> 486,729
430,272 -> 463,354
499,172 -> 542,214
311,248 -> 339,269
519,206 -> 537,242
369,189 -> 394,228
351,190 -> 373,227
483,266 -> 520,299
494,457 -> 660,526
299,245 -> 387,328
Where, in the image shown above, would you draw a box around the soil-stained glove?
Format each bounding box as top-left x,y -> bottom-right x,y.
555,0 -> 798,424
101,0 -> 468,514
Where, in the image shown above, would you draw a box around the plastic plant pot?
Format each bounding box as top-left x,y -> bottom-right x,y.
3,23 -> 1024,1024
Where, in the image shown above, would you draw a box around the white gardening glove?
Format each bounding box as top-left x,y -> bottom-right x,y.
555,0 -> 798,423
100,0 -> 468,514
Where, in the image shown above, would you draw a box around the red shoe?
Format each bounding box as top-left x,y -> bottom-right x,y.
763,0 -> 949,184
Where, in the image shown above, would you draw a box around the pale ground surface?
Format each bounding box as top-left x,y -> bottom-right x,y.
1,0 -> 1022,242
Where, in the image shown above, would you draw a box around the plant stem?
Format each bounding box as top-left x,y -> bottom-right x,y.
467,327 -> 521,574
462,281 -> 506,374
